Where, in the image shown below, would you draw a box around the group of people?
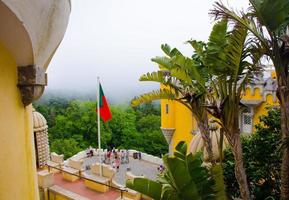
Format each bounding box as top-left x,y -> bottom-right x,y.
85,147 -> 145,173
103,149 -> 130,172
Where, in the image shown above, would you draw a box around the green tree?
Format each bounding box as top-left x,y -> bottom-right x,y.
48,100 -> 112,152
223,108 -> 281,199
51,138 -> 82,159
35,98 -> 167,158
134,102 -> 160,121
131,44 -> 216,165
194,19 -> 260,199
211,1 -> 289,197
34,97 -> 69,127
107,106 -> 139,149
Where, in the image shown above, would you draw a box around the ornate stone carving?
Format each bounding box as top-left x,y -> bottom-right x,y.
33,108 -> 50,168
17,65 -> 47,106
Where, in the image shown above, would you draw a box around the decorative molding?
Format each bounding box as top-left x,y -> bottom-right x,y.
33,109 -> 50,168
160,127 -> 175,144
17,65 -> 47,106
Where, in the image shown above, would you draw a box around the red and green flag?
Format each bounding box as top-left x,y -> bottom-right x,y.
97,84 -> 112,122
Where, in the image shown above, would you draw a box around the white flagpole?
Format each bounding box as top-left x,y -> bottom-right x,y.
97,77 -> 102,176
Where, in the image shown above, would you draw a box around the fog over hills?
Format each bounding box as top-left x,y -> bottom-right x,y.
46,0 -> 248,104
40,86 -> 160,105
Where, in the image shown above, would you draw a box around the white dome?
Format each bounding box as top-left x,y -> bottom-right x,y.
32,107 -> 47,132
189,129 -> 228,162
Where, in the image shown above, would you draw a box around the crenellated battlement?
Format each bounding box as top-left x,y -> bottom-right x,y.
241,70 -> 278,104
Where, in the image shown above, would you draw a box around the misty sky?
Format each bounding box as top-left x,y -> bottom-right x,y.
47,0 -> 249,102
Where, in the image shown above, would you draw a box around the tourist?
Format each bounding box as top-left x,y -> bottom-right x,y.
117,149 -> 121,160
121,150 -> 125,164
86,147 -> 93,157
107,150 -> 111,164
90,149 -> 94,157
104,150 -> 107,164
125,150 -> 129,163
115,157 -> 120,172
138,151 -> 141,160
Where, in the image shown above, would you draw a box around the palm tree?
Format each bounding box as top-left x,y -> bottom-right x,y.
131,44 -> 216,165
210,1 -> 289,198
193,20 -> 260,199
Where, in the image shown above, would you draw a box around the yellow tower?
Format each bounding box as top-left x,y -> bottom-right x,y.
160,84 -> 197,154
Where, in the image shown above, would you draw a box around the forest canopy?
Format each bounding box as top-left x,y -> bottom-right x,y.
34,98 -> 168,159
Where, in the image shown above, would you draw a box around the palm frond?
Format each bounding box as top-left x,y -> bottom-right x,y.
210,2 -> 270,52
250,0 -> 289,33
151,56 -> 173,70
161,44 -> 182,58
172,55 -> 206,87
225,22 -> 248,81
139,71 -> 167,83
131,89 -> 176,107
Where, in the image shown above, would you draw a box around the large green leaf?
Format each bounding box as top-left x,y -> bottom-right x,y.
173,141 -> 187,160
161,184 -> 180,200
210,2 -> 270,52
139,71 -> 167,83
161,43 -> 182,57
151,56 -> 173,70
250,0 -> 289,33
131,89 -> 176,107
126,142 -> 219,200
162,155 -> 191,191
126,178 -> 162,200
186,153 -> 215,199
172,55 -> 205,87
211,164 -> 228,200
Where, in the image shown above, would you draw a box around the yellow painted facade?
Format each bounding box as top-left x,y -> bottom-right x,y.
0,1 -> 70,199
0,42 -> 39,199
161,72 -> 278,152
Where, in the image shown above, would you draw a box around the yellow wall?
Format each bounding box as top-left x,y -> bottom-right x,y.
253,94 -> 279,131
172,102 -> 194,149
161,99 -> 175,128
0,42 -> 39,200
161,79 -> 279,153
161,98 -> 194,150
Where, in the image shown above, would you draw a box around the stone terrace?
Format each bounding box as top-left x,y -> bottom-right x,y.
47,153 -> 161,200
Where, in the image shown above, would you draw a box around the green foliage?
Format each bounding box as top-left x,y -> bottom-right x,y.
223,108 -> 281,199
126,178 -> 162,200
126,141 -> 226,200
34,99 -> 167,158
211,165 -> 227,200
50,138 -> 82,159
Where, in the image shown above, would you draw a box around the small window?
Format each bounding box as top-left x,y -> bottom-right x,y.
243,115 -> 252,125
165,104 -> 169,114
242,108 -> 252,125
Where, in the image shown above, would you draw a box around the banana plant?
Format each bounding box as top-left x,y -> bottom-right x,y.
187,19 -> 261,199
126,141 -> 226,200
211,1 -> 289,198
131,44 -> 216,165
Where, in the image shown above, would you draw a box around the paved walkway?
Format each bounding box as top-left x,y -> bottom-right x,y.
83,155 -> 159,185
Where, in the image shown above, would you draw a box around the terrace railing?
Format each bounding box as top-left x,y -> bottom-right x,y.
46,164 -> 127,200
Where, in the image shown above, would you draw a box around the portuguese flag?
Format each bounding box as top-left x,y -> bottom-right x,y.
97,84 -> 112,122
